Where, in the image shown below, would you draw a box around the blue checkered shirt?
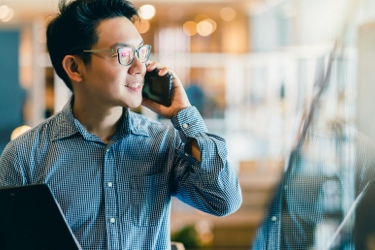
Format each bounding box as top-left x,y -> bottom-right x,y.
0,98 -> 242,250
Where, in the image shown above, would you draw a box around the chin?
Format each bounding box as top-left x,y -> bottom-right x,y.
125,100 -> 142,109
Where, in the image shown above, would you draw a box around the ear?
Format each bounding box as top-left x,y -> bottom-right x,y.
62,55 -> 84,83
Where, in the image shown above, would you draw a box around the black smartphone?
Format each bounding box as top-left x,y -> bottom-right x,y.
142,68 -> 173,106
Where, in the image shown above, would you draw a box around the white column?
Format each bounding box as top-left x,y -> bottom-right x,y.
356,20 -> 375,141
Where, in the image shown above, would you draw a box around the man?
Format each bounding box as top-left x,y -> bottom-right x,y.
0,0 -> 242,249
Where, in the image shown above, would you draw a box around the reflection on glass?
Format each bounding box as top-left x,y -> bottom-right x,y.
251,0 -> 375,249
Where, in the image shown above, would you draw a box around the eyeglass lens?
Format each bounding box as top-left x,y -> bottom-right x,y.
118,45 -> 150,65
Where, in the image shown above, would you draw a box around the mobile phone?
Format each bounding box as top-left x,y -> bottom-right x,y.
142,68 -> 173,107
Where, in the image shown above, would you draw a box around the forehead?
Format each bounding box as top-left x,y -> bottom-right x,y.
95,17 -> 143,48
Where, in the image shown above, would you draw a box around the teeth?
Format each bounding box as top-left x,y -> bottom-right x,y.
125,82 -> 143,88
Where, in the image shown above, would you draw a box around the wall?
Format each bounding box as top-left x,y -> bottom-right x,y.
0,29 -> 24,153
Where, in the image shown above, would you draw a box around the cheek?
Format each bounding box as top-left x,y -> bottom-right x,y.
85,59 -> 128,92
90,64 -> 123,85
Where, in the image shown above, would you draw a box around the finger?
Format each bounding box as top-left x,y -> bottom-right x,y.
145,61 -> 170,76
158,67 -> 170,76
145,61 -> 156,71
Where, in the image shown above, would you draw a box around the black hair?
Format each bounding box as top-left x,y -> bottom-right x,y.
46,0 -> 139,91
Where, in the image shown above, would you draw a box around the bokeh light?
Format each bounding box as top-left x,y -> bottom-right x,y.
0,5 -> 14,22
197,20 -> 214,37
183,21 -> 197,36
220,7 -> 236,21
204,18 -> 217,33
139,4 -> 155,20
10,125 -> 32,140
134,19 -> 150,34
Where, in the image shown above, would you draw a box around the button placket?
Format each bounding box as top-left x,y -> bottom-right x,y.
103,146 -> 119,245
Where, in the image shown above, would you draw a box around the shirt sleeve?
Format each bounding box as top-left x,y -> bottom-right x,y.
170,106 -> 242,216
0,141 -> 27,186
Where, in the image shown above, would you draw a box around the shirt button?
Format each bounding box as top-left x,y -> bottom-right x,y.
182,123 -> 189,129
271,216 -> 277,222
108,182 -> 113,187
110,218 -> 116,223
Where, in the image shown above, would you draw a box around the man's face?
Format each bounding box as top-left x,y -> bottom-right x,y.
79,17 -> 146,109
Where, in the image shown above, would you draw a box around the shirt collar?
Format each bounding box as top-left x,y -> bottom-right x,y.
125,110 -> 149,137
52,97 -> 149,142
51,97 -> 80,141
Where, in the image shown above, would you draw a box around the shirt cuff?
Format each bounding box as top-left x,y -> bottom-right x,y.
171,106 -> 208,143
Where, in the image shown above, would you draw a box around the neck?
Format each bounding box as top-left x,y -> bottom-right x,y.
72,98 -> 123,144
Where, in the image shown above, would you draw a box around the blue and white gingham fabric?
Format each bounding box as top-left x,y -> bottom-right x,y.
0,97 -> 242,250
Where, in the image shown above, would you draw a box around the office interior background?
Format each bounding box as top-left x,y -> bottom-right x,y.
1,0 -> 375,249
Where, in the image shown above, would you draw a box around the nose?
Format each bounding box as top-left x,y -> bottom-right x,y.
128,56 -> 145,75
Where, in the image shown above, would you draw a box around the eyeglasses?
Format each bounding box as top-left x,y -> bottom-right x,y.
82,44 -> 152,66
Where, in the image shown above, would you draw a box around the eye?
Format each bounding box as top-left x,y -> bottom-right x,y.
119,50 -> 131,58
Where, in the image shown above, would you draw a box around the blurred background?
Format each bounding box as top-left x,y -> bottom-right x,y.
1,0 -> 375,249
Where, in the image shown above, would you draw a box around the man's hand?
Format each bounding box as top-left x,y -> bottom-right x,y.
142,61 -> 191,119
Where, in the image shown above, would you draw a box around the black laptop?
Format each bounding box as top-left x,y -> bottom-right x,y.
0,184 -> 82,250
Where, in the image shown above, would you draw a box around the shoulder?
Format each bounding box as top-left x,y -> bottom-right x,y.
5,112 -> 65,153
128,111 -> 176,137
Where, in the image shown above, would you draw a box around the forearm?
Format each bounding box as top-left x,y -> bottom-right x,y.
171,107 -> 242,215
174,140 -> 242,216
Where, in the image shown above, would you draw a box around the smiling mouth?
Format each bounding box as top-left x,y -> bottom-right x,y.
125,82 -> 143,88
